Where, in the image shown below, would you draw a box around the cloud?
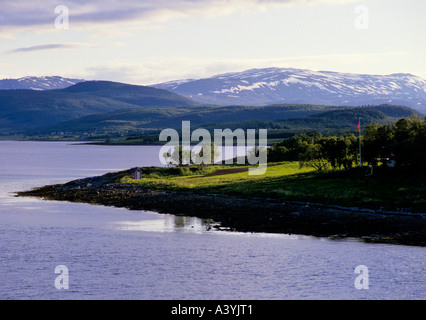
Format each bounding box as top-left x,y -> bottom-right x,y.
81,51 -> 406,86
6,43 -> 73,54
4,42 -> 97,54
0,0 -> 360,32
84,58 -> 248,85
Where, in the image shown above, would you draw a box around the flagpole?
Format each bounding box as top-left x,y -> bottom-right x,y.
358,117 -> 362,167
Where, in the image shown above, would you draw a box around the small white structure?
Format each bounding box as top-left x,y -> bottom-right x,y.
131,168 -> 143,180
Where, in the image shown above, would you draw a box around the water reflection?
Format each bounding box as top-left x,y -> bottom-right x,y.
115,214 -> 219,234
114,213 -> 319,240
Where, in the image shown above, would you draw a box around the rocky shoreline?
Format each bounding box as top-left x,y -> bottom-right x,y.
16,170 -> 426,246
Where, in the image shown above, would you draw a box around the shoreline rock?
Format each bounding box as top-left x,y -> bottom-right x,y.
16,171 -> 426,247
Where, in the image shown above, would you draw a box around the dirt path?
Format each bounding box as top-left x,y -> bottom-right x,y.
202,167 -> 249,177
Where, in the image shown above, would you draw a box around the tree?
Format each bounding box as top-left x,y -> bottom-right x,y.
268,132 -> 358,170
362,123 -> 394,166
163,143 -> 220,167
361,115 -> 426,170
342,134 -> 358,169
163,145 -> 191,166
192,142 -> 220,167
300,143 -> 329,171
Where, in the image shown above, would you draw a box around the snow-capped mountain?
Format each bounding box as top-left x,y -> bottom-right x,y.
153,68 -> 426,112
0,76 -> 84,90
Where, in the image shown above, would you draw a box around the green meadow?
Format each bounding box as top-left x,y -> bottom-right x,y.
120,162 -> 426,212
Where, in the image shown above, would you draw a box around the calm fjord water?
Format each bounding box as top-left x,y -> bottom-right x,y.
0,141 -> 424,300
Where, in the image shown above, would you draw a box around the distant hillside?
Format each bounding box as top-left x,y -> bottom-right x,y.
31,104 -> 348,135
0,76 -> 83,90
0,81 -> 198,133
2,75 -> 423,136
153,67 -> 426,113
203,105 -> 421,133
0,90 -> 137,132
60,81 -> 198,108
31,104 -> 422,137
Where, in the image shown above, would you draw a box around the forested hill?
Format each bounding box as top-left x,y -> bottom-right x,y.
0,81 -> 198,133
59,81 -> 198,108
28,104 -> 422,138
195,105 -> 422,133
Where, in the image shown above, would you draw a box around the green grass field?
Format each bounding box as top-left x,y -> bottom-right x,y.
120,162 -> 426,212
121,162 -> 312,189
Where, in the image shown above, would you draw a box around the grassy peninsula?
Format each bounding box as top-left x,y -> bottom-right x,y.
120,163 -> 426,213
18,162 -> 426,246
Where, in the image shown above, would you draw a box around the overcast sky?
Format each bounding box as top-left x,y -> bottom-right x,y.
0,0 -> 425,84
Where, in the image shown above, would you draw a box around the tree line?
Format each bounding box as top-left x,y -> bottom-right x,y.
267,115 -> 426,172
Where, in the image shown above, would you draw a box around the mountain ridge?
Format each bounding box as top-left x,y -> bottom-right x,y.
2,69 -> 426,135
0,76 -> 84,90
0,80 -> 199,133
153,67 -> 426,113
59,80 -> 198,107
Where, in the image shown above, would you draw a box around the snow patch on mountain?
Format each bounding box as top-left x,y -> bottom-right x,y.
152,67 -> 426,112
0,76 -> 84,90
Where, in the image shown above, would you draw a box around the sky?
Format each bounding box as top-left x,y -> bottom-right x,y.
0,0 -> 425,85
